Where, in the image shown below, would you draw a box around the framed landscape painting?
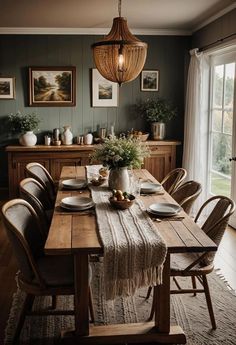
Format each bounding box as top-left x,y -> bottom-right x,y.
0,77 -> 15,99
141,70 -> 159,91
92,69 -> 118,107
29,67 -> 76,106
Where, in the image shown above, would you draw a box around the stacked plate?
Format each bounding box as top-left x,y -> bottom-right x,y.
60,196 -> 95,211
140,182 -> 162,194
62,179 -> 87,190
147,203 -> 181,217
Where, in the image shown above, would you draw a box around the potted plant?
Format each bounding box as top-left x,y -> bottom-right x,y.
8,111 -> 40,146
91,136 -> 149,191
135,98 -> 177,140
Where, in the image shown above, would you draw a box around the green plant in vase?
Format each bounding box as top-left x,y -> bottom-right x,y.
8,111 -> 40,146
135,98 -> 177,140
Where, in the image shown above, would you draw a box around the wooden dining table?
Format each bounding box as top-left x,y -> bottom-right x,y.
45,166 -> 217,344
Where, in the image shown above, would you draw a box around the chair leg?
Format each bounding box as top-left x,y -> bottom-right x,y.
13,293 -> 35,344
191,276 -> 197,296
202,275 -> 216,329
89,287 -> 95,323
146,286 -> 152,300
148,287 -> 156,321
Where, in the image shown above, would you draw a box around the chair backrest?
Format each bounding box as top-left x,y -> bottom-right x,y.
19,178 -> 52,236
161,168 -> 187,195
195,195 -> 235,265
1,199 -> 45,285
171,180 -> 202,214
25,162 -> 55,202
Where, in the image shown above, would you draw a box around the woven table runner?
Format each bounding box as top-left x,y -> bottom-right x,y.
87,166 -> 167,300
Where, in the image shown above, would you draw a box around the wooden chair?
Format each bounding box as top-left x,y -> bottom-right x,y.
160,168 -> 187,195
171,180 -> 202,214
148,195 -> 235,329
25,162 -> 56,203
19,177 -> 54,239
1,199 -> 95,343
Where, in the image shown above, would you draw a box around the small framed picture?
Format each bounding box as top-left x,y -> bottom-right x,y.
0,77 -> 15,99
29,66 -> 76,106
141,70 -> 159,91
92,69 -> 118,107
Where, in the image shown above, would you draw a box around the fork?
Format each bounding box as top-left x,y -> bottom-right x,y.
153,216 -> 185,222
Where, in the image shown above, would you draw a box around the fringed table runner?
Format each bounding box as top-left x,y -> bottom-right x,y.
86,166 -> 167,300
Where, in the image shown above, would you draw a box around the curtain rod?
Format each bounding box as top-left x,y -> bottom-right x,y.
199,32 -> 236,52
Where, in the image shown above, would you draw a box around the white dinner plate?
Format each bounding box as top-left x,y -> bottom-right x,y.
61,196 -> 93,210
148,203 -> 181,216
62,179 -> 87,190
140,182 -> 162,194
60,202 -> 95,212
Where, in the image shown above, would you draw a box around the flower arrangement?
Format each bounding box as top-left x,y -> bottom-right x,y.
8,111 -> 40,133
91,137 -> 149,170
135,98 -> 177,123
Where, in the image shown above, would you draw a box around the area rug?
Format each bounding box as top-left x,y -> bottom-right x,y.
4,263 -> 236,345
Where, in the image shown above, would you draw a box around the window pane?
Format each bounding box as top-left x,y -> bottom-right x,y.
224,63 -> 235,108
211,132 -> 232,176
213,65 -> 224,107
212,109 -> 222,132
210,171 -> 231,197
223,110 -> 233,135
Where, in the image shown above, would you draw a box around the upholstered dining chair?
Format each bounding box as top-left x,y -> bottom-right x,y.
25,162 -> 56,203
19,177 -> 54,239
1,199 -> 95,343
160,168 -> 187,195
171,180 -> 202,214
148,195 -> 235,329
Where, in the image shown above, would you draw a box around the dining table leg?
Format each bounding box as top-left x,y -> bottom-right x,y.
155,252 -> 171,333
74,252 -> 90,336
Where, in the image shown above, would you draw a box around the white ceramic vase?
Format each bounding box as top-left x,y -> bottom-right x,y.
19,131 -> 37,146
84,133 -> 93,145
151,122 -> 166,140
108,167 -> 130,191
61,126 -> 73,145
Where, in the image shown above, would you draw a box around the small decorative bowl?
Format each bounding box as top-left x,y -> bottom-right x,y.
129,132 -> 149,142
109,194 -> 135,210
133,132 -> 149,142
90,177 -> 106,186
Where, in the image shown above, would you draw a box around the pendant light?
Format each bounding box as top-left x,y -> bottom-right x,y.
92,0 -> 147,86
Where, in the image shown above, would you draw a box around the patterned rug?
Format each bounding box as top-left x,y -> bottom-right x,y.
4,263 -> 236,345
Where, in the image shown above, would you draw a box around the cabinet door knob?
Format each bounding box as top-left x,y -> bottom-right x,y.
229,157 -> 236,161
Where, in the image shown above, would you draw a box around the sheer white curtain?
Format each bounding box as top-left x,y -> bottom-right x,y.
182,48 -> 210,214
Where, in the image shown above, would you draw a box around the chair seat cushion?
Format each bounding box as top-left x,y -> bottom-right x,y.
37,255 -> 74,286
171,252 -> 214,275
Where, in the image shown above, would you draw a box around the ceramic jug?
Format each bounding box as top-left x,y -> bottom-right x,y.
61,126 -> 73,145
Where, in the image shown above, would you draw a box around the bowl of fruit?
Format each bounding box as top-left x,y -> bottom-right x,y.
128,130 -> 149,142
109,190 -> 135,210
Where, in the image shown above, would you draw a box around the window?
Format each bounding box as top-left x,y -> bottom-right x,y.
209,53 -> 235,197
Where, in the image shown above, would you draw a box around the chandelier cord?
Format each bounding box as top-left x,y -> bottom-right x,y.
118,0 -> 122,17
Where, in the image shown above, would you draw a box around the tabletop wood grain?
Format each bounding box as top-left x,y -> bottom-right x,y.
45,166 -> 217,255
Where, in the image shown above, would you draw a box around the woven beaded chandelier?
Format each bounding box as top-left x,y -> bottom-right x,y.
92,0 -> 147,86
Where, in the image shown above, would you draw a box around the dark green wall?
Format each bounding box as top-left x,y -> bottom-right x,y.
192,9 -> 236,49
0,34 -> 190,187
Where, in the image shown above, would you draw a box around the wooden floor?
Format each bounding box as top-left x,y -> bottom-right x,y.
0,203 -> 235,344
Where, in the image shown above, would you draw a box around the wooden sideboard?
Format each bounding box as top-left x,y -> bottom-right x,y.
6,140 -> 181,197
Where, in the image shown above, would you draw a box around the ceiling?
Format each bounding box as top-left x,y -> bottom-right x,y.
0,0 -> 235,35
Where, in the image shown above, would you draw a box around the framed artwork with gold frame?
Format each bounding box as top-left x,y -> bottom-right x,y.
29,66 -> 76,106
